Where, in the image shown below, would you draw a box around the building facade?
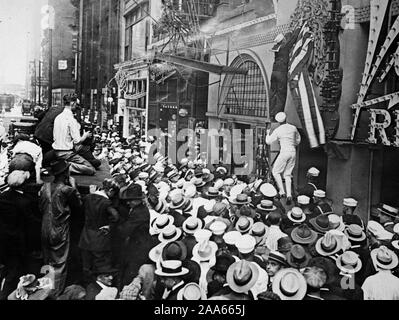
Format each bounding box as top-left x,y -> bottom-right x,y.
115,0 -> 216,141
40,0 -> 80,107
79,0 -> 121,127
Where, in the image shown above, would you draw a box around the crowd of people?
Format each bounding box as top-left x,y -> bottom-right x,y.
0,95 -> 399,301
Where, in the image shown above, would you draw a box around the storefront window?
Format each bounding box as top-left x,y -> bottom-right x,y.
221,54 -> 269,118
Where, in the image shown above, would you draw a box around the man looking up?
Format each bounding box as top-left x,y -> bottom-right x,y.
52,94 -> 96,176
266,112 -> 301,205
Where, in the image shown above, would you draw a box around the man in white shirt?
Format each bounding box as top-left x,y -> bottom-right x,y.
265,212 -> 287,252
362,246 -> 399,300
266,112 -> 301,204
52,95 -> 95,175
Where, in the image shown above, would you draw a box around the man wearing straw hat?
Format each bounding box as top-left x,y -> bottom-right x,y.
362,246 -> 399,300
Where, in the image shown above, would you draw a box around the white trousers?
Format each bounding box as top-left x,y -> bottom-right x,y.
272,151 -> 296,197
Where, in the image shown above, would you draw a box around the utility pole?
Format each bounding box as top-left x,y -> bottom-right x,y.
48,28 -> 53,108
41,5 -> 55,108
38,60 -> 42,106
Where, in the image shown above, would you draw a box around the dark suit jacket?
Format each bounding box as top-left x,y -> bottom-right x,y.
153,280 -> 186,301
85,282 -> 102,300
34,106 -> 64,145
118,204 -> 156,287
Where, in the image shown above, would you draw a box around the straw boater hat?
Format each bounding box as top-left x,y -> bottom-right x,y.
272,268 -> 307,300
182,217 -> 203,235
367,221 -> 394,241
307,167 -> 320,177
191,177 -> 206,189
257,200 -> 277,212
226,260 -> 259,293
205,187 -> 221,198
230,184 -> 247,199
169,193 -> 189,210
287,207 -> 306,224
223,178 -> 235,187
297,195 -> 310,206
370,246 -> 398,270
328,214 -> 345,232
259,183 -> 278,198
250,222 -> 268,244
336,251 -> 362,274
230,194 -> 251,206
155,260 -> 189,277
309,215 -> 331,234
177,283 -> 207,300
213,179 -> 224,190
149,242 -> 167,265
286,245 -> 311,269
235,216 -> 254,235
192,240 -> 218,263
194,229 -> 212,243
223,231 -> 242,247
184,184 -> 197,199
153,200 -> 168,215
151,214 -> 174,234
235,235 -> 257,255
209,221 -> 228,236
268,251 -> 288,267
344,224 -> 366,243
343,198 -> 358,207
313,190 -> 326,198
290,224 -> 318,245
315,232 -> 342,257
158,225 -> 182,243
378,204 -> 399,219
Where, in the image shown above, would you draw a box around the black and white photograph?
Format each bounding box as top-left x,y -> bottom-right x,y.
1,0 -> 399,305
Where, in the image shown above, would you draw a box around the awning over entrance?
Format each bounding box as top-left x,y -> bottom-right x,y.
154,53 -> 248,75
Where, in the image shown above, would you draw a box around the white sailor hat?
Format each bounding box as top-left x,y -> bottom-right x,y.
307,167 -> 320,177
343,198 -> 358,207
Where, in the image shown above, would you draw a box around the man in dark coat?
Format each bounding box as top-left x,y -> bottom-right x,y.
117,184 -> 156,290
79,179 -> 120,285
153,260 -> 188,300
0,171 -> 37,300
34,104 -> 64,164
85,265 -> 119,300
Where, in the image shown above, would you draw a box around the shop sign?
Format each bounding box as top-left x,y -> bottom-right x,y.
58,60 -> 68,70
161,104 -> 178,110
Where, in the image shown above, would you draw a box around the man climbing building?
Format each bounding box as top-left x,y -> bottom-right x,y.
266,112 -> 301,205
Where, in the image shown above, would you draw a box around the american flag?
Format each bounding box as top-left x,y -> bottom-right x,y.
288,23 -> 326,149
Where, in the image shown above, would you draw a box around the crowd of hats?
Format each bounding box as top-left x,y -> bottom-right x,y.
99,135 -> 399,300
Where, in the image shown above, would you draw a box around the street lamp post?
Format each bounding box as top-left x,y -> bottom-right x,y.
48,28 -> 53,108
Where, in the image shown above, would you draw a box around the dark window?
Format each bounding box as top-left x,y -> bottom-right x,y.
221,55 -> 269,118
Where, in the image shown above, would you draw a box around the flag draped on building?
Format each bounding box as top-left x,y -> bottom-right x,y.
288,23 -> 326,149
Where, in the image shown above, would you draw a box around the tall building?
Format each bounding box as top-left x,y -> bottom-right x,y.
79,0 -> 121,128
40,0 -> 79,106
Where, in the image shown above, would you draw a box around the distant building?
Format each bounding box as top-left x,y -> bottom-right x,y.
41,0 -> 79,106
